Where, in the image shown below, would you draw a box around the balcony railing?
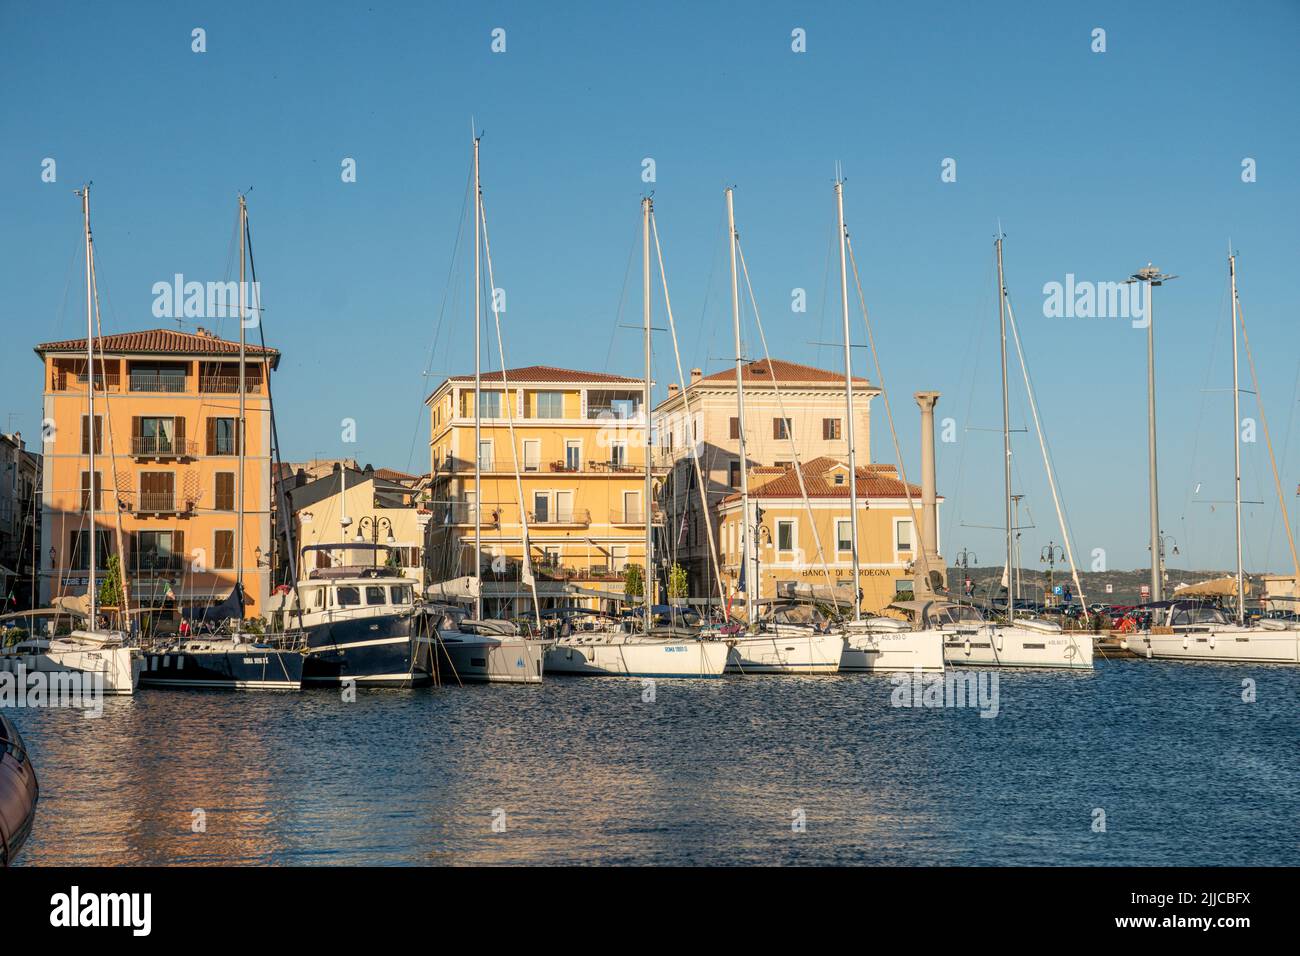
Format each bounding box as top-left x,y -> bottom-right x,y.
135,493 -> 180,514
610,508 -> 665,525
131,436 -> 196,458
439,503 -> 499,527
200,375 -> 262,393
52,371 -> 120,391
129,373 -> 188,393
587,404 -> 643,420
528,508 -> 591,527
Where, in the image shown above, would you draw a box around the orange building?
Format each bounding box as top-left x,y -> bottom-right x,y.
35,327 -> 279,623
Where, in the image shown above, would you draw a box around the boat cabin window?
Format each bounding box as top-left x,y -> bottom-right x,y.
1171,605 -> 1228,627
390,585 -> 413,605
305,588 -> 323,609
336,586 -> 361,607
365,585 -> 387,606
773,605 -> 825,627
929,605 -> 985,626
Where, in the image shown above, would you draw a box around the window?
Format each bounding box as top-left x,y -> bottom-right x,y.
611,545 -> 628,572
729,417 -> 740,439
139,471 -> 175,511
213,530 -> 234,569
555,490 -> 574,523
336,586 -> 361,607
776,519 -> 795,552
896,519 -> 914,553
67,530 -> 111,571
609,442 -> 627,467
80,471 -> 101,511
207,417 -> 239,455
533,491 -> 550,523
365,585 -> 387,606
81,414 -> 103,454
215,472 -> 235,511
478,440 -> 493,470
773,418 -> 792,440
565,440 -> 581,471
823,418 -> 842,440
622,490 -> 641,523
480,390 -> 502,418
135,530 -> 182,571
836,519 -> 852,553
523,439 -> 541,471
135,416 -> 179,455
535,391 -> 564,418
390,585 -> 412,605
728,460 -> 741,488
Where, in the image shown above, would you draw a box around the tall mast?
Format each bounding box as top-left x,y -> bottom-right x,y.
1146,276 -> 1162,602
81,185 -> 97,627
473,135 -> 483,620
1229,249 -> 1244,624
642,196 -> 654,631
237,195 -> 247,610
995,235 -> 1014,625
835,174 -> 861,622
725,188 -> 754,625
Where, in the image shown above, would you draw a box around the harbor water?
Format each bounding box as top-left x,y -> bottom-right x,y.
10,659 -> 1298,866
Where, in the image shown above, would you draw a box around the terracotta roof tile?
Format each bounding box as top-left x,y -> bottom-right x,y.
720,456 -> 931,504
35,328 -> 279,366
693,359 -> 871,387
445,365 -> 639,385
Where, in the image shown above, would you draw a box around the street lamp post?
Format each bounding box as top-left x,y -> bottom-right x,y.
355,515 -> 395,569
955,548 -> 978,600
1040,541 -> 1065,607
1126,263 -> 1178,602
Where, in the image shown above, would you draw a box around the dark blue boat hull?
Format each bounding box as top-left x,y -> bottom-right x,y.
302,613 -> 427,686
139,648 -> 304,690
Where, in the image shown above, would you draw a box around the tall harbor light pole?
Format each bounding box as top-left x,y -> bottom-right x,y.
1126,263 -> 1178,603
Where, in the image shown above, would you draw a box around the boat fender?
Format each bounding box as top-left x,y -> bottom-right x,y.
1209,633 -> 1216,650
1182,634 -> 1189,651
963,638 -> 972,657
995,632 -> 1003,653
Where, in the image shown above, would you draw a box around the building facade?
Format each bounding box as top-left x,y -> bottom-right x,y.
284,464 -> 431,591
653,359 -> 882,602
35,327 -> 278,622
425,365 -> 657,616
0,432 -> 41,611
715,457 -> 941,614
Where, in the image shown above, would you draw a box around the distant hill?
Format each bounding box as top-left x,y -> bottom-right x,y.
946,566 -> 1254,606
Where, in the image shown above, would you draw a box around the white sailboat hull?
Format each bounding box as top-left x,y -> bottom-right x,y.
420,633 -> 547,684
545,638 -> 729,678
841,629 -> 944,673
0,640 -> 141,695
726,632 -> 844,674
1125,627 -> 1300,664
942,625 -> 1093,669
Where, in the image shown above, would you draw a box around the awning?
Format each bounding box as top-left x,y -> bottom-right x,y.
1173,576 -> 1252,598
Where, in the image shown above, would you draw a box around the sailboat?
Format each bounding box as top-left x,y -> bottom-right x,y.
415,133 -> 547,685
0,185 -> 140,696
823,174 -> 944,674
543,197 -> 729,678
934,234 -> 1092,669
717,187 -> 845,674
1125,249 -> 1300,664
138,195 -> 304,690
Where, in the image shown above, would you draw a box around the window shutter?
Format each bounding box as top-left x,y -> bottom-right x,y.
174,529 -> 185,567
174,416 -> 186,451
82,416 -> 89,454
206,418 -> 216,455
729,417 -> 739,439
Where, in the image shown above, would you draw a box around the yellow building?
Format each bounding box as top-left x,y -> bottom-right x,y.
716,457 -> 943,614
425,365 -> 658,616
36,327 -> 278,621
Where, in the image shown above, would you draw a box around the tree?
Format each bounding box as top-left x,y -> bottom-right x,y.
623,563 -> 644,599
99,554 -> 124,610
668,563 -> 689,600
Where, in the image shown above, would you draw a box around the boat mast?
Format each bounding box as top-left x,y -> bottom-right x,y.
81,185 -> 97,628
237,195 -> 247,615
473,134 -> 483,620
995,235 -> 1014,625
835,173 -> 861,623
642,196 -> 654,632
1229,249 -> 1244,624
725,188 -> 754,626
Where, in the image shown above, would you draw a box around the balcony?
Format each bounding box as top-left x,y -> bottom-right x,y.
129,372 -> 188,393
610,508 -> 665,526
133,493 -> 190,515
52,371 -> 121,391
200,375 -> 262,393
131,436 -> 196,460
528,508 -> 591,527
439,503 -> 499,527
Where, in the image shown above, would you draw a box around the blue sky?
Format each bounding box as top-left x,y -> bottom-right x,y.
2,1 -> 1298,574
